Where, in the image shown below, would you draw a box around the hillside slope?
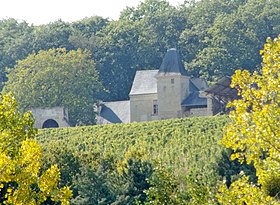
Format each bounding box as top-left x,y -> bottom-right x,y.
36,116 -> 228,204
37,115 -> 227,173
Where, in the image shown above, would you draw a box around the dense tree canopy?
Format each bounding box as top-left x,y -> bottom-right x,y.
32,20 -> 75,52
0,19 -> 34,88
4,48 -> 103,126
0,0 -> 279,106
182,0 -> 280,81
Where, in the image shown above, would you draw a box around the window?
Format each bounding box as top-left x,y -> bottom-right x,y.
171,78 -> 175,84
153,100 -> 158,115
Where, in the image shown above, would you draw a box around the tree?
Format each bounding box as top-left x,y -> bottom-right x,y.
185,0 -> 280,81
3,48 -> 103,126
71,16 -> 109,38
0,93 -> 72,204
218,36 -> 280,203
0,18 -> 34,89
32,20 -> 74,52
92,0 -> 187,101
69,16 -> 109,53
114,147 -> 153,205
179,0 -> 243,65
144,164 -> 186,205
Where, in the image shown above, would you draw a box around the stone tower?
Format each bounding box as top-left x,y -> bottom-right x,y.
156,48 -> 190,119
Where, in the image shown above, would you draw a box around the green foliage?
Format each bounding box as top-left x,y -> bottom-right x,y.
4,48 -> 103,125
37,116 -> 228,204
218,36 -> 280,203
184,171 -> 219,205
91,20 -> 143,100
0,93 -> 36,156
185,0 -> 280,80
144,164 -> 186,205
217,175 -> 278,205
71,163 -> 116,205
115,148 -> 153,204
0,93 -> 72,204
32,20 -> 74,52
120,0 -> 172,21
71,16 -> 109,38
0,18 -> 34,89
217,149 -> 257,187
1,0 -> 280,101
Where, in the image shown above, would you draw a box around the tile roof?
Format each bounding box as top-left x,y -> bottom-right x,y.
191,78 -> 208,91
182,81 -> 207,107
96,100 -> 130,124
129,70 -> 158,95
181,91 -> 207,107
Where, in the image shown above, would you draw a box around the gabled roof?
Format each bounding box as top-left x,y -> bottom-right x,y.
157,48 -> 188,76
181,91 -> 207,108
129,70 -> 158,95
96,101 -> 130,124
182,81 -> 207,108
191,78 -> 208,91
189,80 -> 199,92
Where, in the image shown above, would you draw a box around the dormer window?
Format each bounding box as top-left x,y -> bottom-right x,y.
171,78 -> 175,84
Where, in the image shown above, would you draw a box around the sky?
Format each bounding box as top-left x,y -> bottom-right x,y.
0,0 -> 185,25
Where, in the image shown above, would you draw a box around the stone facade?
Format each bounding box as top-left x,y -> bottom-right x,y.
156,74 -> 190,120
30,107 -> 70,129
130,93 -> 158,122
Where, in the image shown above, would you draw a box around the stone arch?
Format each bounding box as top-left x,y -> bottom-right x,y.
42,119 -> 59,128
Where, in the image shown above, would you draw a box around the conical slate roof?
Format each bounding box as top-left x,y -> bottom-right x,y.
157,48 -> 188,76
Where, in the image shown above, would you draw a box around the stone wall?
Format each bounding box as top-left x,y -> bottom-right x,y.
130,93 -> 158,122
30,107 -> 70,129
189,107 -> 209,117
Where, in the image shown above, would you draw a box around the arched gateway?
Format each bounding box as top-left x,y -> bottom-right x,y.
42,119 -> 59,128
30,107 -> 69,129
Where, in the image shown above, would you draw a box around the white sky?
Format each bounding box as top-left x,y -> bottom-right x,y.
0,0 -> 185,25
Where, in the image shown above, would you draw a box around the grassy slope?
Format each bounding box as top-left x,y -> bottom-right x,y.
36,116 -> 228,180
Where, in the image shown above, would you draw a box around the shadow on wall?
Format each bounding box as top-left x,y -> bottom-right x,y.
100,106 -> 122,123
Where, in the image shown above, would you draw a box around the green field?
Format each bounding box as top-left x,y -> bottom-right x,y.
36,115 -> 229,204
37,115 -> 227,175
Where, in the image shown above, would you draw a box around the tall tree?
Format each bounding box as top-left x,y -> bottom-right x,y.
185,0 -> 280,81
180,0 -> 238,60
3,48 -> 103,126
0,18 -> 34,89
71,16 -> 109,38
32,20 -> 74,52
90,20 -> 143,101
69,16 -> 109,52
